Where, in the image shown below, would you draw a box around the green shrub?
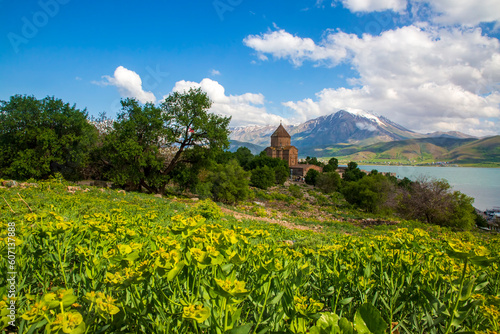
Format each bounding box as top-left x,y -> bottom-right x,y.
191,199 -> 224,220
288,184 -> 303,199
250,165 -> 275,189
305,169 -> 320,186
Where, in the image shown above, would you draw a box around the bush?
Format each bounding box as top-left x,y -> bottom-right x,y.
250,165 -> 275,189
274,164 -> 289,185
288,184 -> 303,199
316,172 -> 341,194
305,169 -> 320,186
342,173 -> 394,213
397,178 -> 476,230
191,199 -> 224,220
210,160 -> 251,204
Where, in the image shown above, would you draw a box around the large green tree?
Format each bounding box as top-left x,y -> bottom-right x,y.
397,178 -> 475,230
0,95 -> 97,180
102,88 -> 231,193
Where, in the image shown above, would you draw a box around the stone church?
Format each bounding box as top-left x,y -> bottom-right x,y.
264,124 -> 322,177
264,124 -> 298,166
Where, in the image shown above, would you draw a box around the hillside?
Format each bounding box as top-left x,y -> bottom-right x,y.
298,136 -> 499,166
229,140 -> 266,155
1,180 -> 498,333
448,135 -> 500,165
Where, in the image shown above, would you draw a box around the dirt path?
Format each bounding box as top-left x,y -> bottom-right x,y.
219,206 -> 322,232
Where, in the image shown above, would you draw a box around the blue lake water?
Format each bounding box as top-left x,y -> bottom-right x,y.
354,165 -> 500,211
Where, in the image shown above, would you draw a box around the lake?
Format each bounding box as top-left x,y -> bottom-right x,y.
354,165 -> 500,211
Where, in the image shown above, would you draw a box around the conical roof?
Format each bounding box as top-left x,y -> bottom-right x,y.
271,124 -> 290,138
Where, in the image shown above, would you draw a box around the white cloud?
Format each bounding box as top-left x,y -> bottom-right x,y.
168,78 -> 282,127
94,66 -> 156,104
243,29 -> 348,66
340,0 -> 407,13
247,25 -> 500,135
210,69 -> 221,76
415,0 -> 500,26
334,0 -> 500,26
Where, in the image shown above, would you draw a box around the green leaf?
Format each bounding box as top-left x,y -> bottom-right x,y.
460,279 -> 475,301
167,261 -> 185,281
354,304 -> 388,334
268,291 -> 284,305
469,255 -> 497,267
225,323 -> 253,334
340,297 -> 354,305
339,318 -> 354,334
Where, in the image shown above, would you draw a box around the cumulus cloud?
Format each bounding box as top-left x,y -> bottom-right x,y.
333,0 -> 500,26
167,78 -> 282,126
243,29 -> 348,66
247,25 -> 500,135
415,0 -> 500,26
340,0 -> 407,13
94,66 -> 156,104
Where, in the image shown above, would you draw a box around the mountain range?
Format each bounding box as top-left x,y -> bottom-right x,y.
229,110 -> 499,165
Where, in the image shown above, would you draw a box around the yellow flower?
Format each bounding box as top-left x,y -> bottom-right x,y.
215,278 -> 249,298
182,304 -> 210,323
49,311 -> 84,333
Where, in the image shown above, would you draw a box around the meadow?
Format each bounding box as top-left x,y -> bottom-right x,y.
0,179 -> 499,333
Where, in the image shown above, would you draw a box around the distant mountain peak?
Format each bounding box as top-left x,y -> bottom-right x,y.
337,109 -> 384,125
229,110 -> 475,150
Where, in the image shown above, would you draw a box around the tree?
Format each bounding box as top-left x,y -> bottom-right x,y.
234,147 -> 254,169
342,173 -> 395,213
160,88 -> 231,176
274,164 -> 289,185
397,178 -> 475,230
0,95 -> 97,180
343,161 -> 365,182
316,172 -> 341,194
247,155 -> 289,184
250,165 -> 275,189
300,156 -> 324,167
101,88 -> 231,194
305,169 -> 320,186
209,160 -> 250,204
323,157 -> 338,173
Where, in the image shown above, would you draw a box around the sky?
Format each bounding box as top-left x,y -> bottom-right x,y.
1,0 -> 500,137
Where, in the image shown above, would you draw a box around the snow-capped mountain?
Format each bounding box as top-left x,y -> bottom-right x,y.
230,110 -> 422,148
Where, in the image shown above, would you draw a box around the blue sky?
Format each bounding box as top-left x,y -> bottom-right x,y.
1,0 -> 499,136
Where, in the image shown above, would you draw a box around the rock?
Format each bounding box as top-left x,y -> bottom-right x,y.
67,186 -> 81,193
4,180 -> 17,188
154,194 -> 162,198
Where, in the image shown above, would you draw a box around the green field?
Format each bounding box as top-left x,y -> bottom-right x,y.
301,136 -> 500,167
1,180 -> 499,333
